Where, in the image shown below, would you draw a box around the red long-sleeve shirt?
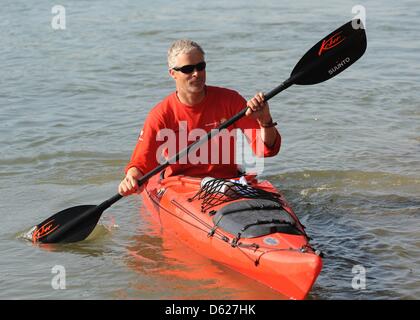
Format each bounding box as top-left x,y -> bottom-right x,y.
126,86 -> 281,179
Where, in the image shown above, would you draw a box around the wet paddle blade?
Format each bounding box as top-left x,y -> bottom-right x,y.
291,19 -> 367,85
32,205 -> 101,243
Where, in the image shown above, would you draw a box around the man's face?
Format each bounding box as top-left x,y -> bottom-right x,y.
169,49 -> 206,96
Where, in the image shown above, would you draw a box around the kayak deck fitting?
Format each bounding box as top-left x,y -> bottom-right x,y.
142,174 -> 323,300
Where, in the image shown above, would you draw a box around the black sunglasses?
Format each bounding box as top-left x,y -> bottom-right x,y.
172,61 -> 206,74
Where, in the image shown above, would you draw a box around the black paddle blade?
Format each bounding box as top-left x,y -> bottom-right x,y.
32,205 -> 101,243
291,19 -> 367,85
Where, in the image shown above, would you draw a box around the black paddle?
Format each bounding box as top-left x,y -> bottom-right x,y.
31,19 -> 367,244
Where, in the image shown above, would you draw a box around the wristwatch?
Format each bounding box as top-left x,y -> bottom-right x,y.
258,119 -> 278,128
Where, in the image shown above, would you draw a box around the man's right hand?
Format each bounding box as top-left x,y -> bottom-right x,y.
118,167 -> 144,196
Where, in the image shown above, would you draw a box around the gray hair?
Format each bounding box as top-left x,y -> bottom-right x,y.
167,40 -> 205,69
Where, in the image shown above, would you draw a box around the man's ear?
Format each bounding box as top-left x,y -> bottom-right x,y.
169,68 -> 177,80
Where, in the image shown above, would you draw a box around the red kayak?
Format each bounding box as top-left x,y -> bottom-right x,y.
142,173 -> 322,300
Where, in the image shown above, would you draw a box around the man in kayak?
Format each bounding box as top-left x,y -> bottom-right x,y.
119,39 -> 281,196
